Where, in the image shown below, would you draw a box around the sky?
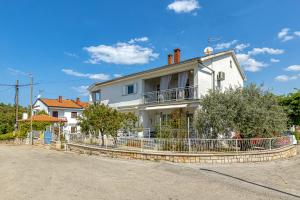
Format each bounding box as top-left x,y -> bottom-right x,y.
0,0 -> 299,106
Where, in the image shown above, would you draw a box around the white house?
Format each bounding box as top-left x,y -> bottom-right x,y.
88,49 -> 246,136
33,96 -> 88,134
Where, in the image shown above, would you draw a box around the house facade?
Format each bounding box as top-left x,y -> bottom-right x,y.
88,49 -> 246,136
33,96 -> 88,135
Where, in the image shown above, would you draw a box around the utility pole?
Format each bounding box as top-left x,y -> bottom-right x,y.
30,74 -> 33,145
15,80 -> 19,131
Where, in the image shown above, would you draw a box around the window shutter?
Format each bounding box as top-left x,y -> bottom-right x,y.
134,83 -> 137,93
122,85 -> 126,95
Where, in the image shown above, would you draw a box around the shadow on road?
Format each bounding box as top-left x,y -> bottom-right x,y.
200,168 -> 300,199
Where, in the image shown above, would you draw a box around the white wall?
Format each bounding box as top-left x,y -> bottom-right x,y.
33,100 -> 49,114
198,54 -> 244,96
93,79 -> 143,108
48,108 -> 83,133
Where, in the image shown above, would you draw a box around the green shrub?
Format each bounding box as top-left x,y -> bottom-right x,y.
293,132 -> 300,142
0,132 -> 16,140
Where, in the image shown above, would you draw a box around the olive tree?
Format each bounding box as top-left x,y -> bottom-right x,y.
194,84 -> 288,138
79,103 -> 138,145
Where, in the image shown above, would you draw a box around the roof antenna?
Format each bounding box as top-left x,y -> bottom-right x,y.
36,89 -> 44,99
204,37 -> 221,55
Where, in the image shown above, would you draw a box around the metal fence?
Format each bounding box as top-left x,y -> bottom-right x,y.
143,85 -> 198,104
68,135 -> 293,153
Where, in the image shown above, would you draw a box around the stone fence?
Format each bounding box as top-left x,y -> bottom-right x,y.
66,143 -> 297,164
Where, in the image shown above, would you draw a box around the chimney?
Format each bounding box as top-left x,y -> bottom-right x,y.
58,96 -> 63,103
76,97 -> 80,104
168,54 -> 173,65
174,48 -> 180,64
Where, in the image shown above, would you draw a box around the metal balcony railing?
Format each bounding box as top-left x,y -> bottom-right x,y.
143,85 -> 198,104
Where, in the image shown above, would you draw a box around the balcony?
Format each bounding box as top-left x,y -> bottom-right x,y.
143,85 -> 198,104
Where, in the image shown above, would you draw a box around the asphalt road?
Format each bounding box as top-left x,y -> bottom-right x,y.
0,145 -> 299,200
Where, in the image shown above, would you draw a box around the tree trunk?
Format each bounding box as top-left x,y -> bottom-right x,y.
101,130 -> 105,146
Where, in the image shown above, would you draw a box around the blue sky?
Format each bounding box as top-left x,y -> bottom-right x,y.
0,0 -> 299,106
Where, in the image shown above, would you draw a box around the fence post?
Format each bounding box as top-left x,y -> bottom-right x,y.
141,138 -> 143,152
235,139 -> 238,153
187,117 -> 191,153
269,138 -> 272,150
105,136 -> 108,149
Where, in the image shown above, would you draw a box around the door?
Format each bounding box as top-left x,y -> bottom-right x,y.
44,130 -> 52,144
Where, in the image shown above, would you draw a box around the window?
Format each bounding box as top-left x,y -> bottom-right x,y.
92,90 -> 101,102
127,85 -> 134,94
123,83 -> 137,95
71,112 -> 77,118
52,111 -> 58,117
71,126 -> 77,134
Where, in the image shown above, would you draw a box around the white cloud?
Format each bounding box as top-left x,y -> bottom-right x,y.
234,43 -> 250,52
62,68 -> 110,81
128,37 -> 149,44
215,40 -> 238,50
167,0 -> 200,14
294,31 -> 300,37
274,74 -> 300,82
83,38 -> 159,65
278,28 -> 295,42
248,47 -> 284,56
72,85 -> 89,96
236,53 -> 267,72
270,58 -> 280,63
285,65 -> 300,71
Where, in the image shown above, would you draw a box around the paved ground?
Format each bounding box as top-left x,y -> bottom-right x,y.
0,145 -> 299,200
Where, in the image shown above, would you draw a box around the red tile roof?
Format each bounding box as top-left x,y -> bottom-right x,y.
40,98 -> 88,109
20,114 -> 67,123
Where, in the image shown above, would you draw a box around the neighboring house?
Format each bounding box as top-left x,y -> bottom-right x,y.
33,96 -> 88,134
88,49 -> 246,136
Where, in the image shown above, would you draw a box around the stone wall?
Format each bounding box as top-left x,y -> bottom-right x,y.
67,143 -> 297,164
0,138 -> 27,145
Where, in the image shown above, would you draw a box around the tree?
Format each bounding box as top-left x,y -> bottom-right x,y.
194,84 -> 288,138
0,103 -> 26,134
121,112 -> 138,132
278,91 -> 300,126
79,104 -> 137,145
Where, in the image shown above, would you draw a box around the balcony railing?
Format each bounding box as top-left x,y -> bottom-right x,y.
143,85 -> 198,104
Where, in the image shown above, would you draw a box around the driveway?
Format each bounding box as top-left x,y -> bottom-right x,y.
0,145 -> 299,200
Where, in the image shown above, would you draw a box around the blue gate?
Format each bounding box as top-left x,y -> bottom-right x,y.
44,131 -> 52,144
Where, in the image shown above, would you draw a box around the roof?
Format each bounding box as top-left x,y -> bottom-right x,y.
39,98 -> 87,109
89,50 -> 246,90
20,114 -> 67,123
75,101 -> 89,108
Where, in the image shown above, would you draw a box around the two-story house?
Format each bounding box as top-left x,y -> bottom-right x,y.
33,96 -> 88,134
88,49 -> 246,136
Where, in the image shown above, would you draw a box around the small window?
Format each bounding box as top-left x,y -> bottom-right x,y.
71,126 -> 77,134
123,83 -> 137,95
71,112 -> 77,118
52,111 -> 58,117
127,85 -> 134,94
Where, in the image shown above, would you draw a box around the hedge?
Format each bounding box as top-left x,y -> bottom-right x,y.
0,132 -> 16,140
